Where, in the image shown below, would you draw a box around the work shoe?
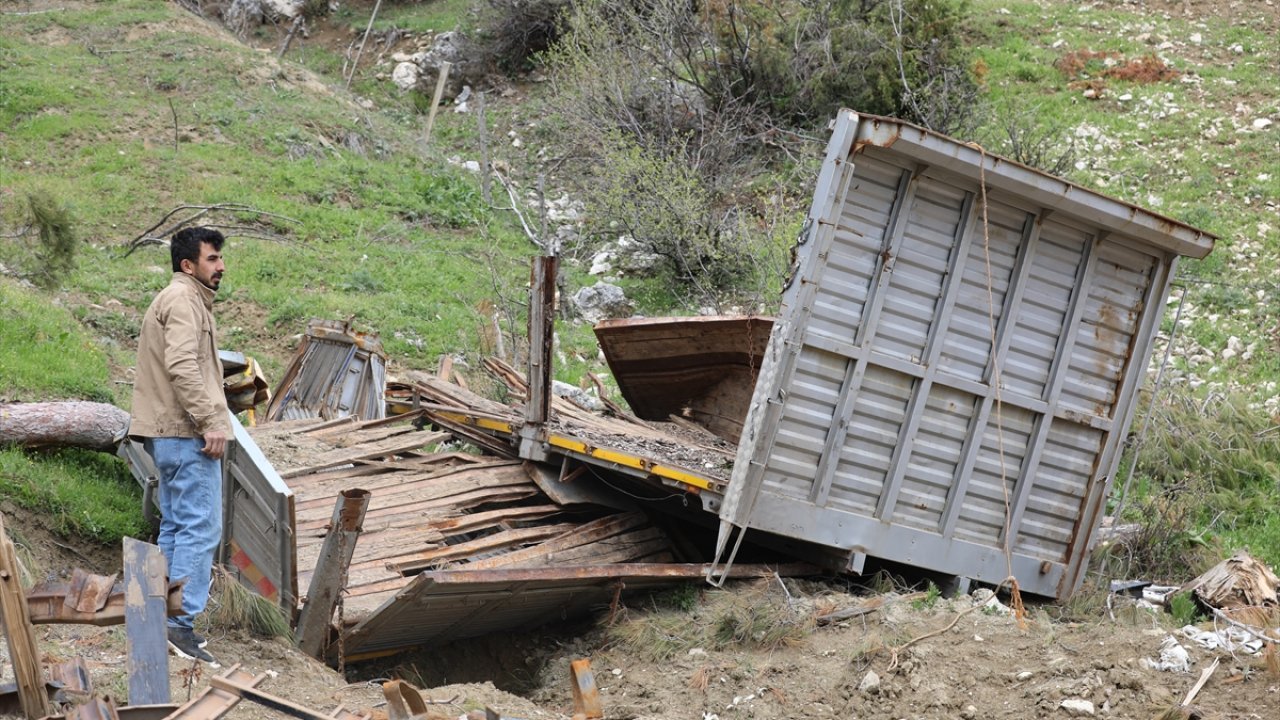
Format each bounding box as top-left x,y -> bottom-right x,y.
167,626 -> 219,666
192,629 -> 208,648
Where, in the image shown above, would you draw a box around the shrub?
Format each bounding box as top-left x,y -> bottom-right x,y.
542,0 -> 979,303
708,0 -> 981,134
27,190 -> 78,290
473,0 -> 571,72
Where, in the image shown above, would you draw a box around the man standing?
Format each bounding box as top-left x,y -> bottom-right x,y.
130,226 -> 229,665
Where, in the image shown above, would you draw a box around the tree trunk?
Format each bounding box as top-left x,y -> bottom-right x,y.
0,402 -> 130,452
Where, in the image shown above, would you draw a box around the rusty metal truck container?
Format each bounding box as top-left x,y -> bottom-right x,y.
712,110 -> 1215,600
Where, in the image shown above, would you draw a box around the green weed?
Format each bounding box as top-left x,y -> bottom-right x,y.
0,448 -> 148,544
0,280 -> 115,403
1169,592 -> 1203,627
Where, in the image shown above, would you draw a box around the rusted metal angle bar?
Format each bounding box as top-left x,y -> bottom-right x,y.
207,675 -> 359,720
415,562 -> 818,584
161,664 -> 267,720
27,581 -> 183,626
0,658 -> 92,716
569,658 -> 603,720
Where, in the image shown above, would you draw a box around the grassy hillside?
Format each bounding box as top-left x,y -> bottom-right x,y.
2,0 -> 1278,571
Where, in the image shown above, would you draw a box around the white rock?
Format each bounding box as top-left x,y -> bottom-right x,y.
1059,698 -> 1095,716
1189,33 -> 1202,44
588,251 -> 613,276
688,648 -> 707,657
1016,671 -> 1034,681
858,670 -> 881,695
391,62 -> 420,90
1253,118 -> 1273,129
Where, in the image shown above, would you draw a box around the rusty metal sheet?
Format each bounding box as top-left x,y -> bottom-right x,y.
594,316 -> 773,444
162,664 -> 267,720
337,563 -> 815,660
66,569 -> 117,614
27,580 -> 183,626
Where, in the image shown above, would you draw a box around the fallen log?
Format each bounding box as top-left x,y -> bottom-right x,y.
0,401 -> 129,452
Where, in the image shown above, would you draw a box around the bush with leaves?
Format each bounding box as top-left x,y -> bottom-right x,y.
25,190 -> 78,290
540,0 -> 980,303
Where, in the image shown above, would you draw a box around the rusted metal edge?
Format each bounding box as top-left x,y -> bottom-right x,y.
161,664 -> 267,720
207,674 -> 369,720
412,562 -> 818,585
27,581 -> 184,626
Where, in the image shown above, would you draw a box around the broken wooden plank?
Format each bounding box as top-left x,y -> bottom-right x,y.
386,523 -> 583,575
291,460 -> 527,512
467,526 -> 673,569
123,536 -> 169,706
280,431 -> 451,479
295,485 -> 541,534
454,512 -> 653,570
0,512 -> 53,719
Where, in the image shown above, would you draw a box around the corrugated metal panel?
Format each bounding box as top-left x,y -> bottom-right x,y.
265,319 -> 388,423
716,111 -> 1213,599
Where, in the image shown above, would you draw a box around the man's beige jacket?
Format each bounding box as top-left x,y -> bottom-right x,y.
130,272 -> 231,438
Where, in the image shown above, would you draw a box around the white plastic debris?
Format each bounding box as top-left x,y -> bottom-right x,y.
1179,624 -> 1264,654
1141,636 -> 1192,672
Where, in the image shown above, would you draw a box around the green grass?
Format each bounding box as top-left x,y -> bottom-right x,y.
0,279 -> 115,403
0,447 -> 148,544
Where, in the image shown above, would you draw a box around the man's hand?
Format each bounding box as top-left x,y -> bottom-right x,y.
201,430 -> 228,459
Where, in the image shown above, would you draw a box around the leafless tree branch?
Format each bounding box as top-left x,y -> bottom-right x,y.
120,204 -> 301,258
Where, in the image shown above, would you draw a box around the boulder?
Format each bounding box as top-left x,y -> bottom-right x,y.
571,282 -> 633,324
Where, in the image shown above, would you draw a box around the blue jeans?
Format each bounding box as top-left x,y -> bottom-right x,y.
145,437 -> 223,630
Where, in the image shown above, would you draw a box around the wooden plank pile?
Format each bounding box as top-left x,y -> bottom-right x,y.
248,411 -> 679,621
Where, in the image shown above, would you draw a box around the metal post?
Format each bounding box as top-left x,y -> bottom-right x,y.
295,489 -> 371,658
